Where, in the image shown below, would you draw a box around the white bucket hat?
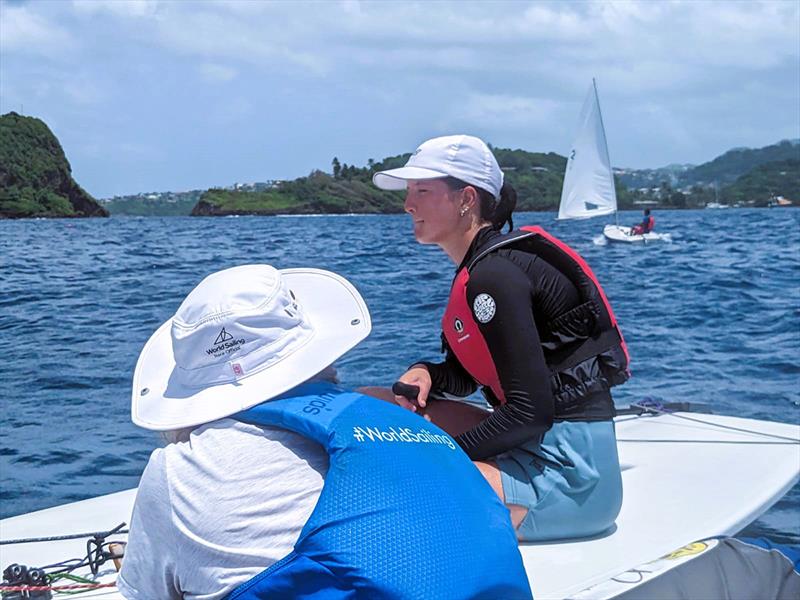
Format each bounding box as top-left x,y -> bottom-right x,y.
131,264 -> 371,431
372,134 -> 503,199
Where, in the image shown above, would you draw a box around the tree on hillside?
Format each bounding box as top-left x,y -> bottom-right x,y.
668,190 -> 688,208
332,157 -> 341,179
720,159 -> 800,205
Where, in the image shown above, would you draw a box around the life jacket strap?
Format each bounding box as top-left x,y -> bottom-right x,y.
466,230 -> 534,271
548,327 -> 622,374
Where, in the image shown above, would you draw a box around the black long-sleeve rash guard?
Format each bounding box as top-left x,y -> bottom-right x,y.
422,227 -> 582,461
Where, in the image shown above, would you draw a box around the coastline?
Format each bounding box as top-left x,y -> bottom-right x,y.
2,205 -> 796,221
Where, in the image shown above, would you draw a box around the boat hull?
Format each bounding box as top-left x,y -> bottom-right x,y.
603,224 -> 665,244
1,412 -> 798,598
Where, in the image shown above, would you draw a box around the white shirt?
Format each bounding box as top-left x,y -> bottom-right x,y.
117,418 -> 329,600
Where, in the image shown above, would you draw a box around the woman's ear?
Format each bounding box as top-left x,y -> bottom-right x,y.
461,186 -> 479,213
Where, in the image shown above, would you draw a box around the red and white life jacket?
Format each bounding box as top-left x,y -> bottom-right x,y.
442,226 -> 630,409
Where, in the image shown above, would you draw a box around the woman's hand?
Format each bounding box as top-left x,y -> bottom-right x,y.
393,365 -> 432,411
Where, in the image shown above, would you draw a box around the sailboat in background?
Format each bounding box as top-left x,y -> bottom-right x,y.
559,79 -> 664,244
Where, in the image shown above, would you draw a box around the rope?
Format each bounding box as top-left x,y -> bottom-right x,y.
0,525 -> 127,545
0,582 -> 116,592
627,400 -> 800,444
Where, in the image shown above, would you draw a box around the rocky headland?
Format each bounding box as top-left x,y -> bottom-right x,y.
0,112 -> 108,219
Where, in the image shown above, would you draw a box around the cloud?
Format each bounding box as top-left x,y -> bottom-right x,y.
117,140 -> 164,159
151,6 -> 329,75
72,0 -> 159,19
1,0 -> 797,196
60,81 -> 102,106
448,93 -> 562,129
19,1 -> 792,93
208,96 -> 254,126
517,3 -> 593,40
198,63 -> 238,84
0,2 -> 75,58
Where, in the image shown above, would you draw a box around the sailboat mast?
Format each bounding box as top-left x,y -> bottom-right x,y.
592,78 -> 618,224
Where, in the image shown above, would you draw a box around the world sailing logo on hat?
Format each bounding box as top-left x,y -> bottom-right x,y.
215,328 -> 234,345
206,326 -> 246,358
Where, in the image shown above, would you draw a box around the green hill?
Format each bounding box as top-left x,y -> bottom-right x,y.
192,147 -> 638,215
615,164 -> 694,190
0,112 -> 108,219
616,140 -> 799,190
615,140 -> 800,189
686,139 -> 799,186
721,159 -> 799,205
492,147 -> 566,210
101,190 -> 203,216
192,171 -> 405,215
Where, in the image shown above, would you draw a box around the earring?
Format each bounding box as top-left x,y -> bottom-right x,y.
459,208 -> 467,217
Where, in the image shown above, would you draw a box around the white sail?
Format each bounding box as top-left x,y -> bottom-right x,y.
558,79 -> 617,220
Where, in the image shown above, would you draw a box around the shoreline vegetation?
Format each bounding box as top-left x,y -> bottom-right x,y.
0,113 -> 108,219
1,112 -> 798,219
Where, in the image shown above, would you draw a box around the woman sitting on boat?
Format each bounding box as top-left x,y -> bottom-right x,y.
370,135 -> 629,542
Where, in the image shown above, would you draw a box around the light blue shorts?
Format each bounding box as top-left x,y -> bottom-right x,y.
496,420 -> 623,542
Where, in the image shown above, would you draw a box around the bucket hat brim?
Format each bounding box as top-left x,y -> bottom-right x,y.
131,268 -> 371,431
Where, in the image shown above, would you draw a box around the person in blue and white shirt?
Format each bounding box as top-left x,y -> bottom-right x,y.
119,264 -> 531,600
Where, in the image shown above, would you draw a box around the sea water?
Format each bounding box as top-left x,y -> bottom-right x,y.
1,209 -> 798,542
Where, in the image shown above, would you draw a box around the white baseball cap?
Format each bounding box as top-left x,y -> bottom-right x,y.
372,134 -> 503,199
131,264 -> 371,431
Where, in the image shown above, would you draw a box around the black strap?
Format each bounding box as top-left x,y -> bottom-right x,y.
548,328 -> 621,374
466,230 -> 534,271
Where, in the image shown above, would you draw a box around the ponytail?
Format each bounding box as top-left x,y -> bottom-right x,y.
490,181 -> 516,232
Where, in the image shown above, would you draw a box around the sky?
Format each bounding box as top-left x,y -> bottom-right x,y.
1,0 -> 799,199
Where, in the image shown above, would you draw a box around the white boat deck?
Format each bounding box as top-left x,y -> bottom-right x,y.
1,412 -> 798,599
524,412 -> 799,598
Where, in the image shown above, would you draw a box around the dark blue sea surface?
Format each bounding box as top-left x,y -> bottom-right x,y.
1,209 -> 798,542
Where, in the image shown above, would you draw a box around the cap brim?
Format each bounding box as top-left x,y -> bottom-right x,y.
372,166 -> 449,191
131,268 -> 371,431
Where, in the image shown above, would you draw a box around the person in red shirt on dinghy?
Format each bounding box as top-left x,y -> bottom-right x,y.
631,208 -> 655,235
